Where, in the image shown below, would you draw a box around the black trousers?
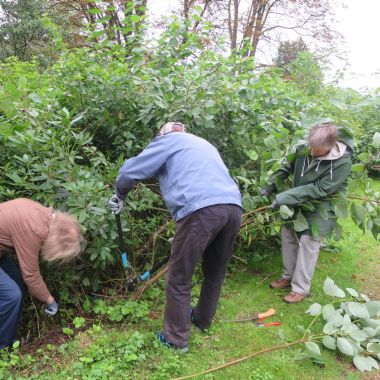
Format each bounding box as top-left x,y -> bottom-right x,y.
163,204 -> 242,347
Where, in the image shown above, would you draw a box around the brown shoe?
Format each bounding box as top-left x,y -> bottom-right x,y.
283,292 -> 309,304
270,278 -> 291,289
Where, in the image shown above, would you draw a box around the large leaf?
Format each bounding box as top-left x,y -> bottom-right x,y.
322,336 -> 336,350
346,288 -> 359,298
349,330 -> 368,342
366,301 -> 380,317
306,303 -> 322,316
279,205 -> 294,219
305,342 -> 322,358
322,304 -> 336,321
293,211 -> 308,232
323,277 -> 346,298
373,132 -> 380,148
337,337 -> 354,356
353,355 -> 379,372
347,302 -> 370,319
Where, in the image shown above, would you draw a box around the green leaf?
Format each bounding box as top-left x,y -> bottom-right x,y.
322,304 -> 336,321
279,205 -> 294,219
322,336 -> 336,350
293,211 -> 308,232
347,302 -> 370,319
337,337 -> 354,356
244,149 -> 258,160
346,288 -> 359,297
323,277 -> 346,298
351,203 -> 366,226
305,342 -> 321,357
353,355 -> 379,372
367,342 -> 380,354
372,132 -> 380,148
365,301 -> 380,317
88,7 -> 102,15
295,351 -> 311,361
349,330 -> 368,342
63,327 -> 74,335
306,303 -> 322,316
323,322 -> 338,334
351,163 -> 365,172
264,135 -> 277,148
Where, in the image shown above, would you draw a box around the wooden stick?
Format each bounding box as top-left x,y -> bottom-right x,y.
171,339 -> 306,380
133,266 -> 168,301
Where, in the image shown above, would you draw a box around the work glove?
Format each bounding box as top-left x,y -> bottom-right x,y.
270,200 -> 279,209
108,194 -> 124,214
260,184 -> 275,197
45,300 -> 59,316
260,188 -> 270,197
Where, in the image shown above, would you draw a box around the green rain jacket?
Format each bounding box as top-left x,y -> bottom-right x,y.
267,129 -> 354,237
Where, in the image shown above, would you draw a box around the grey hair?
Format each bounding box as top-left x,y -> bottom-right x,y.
41,211 -> 83,265
159,122 -> 186,136
308,123 -> 338,149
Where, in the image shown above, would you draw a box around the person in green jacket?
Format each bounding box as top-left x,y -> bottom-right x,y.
262,122 -> 353,303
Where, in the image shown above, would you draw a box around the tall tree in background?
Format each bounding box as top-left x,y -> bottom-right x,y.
61,0 -> 148,46
0,0 -> 49,60
175,0 -> 338,59
274,37 -> 308,68
226,0 -> 337,57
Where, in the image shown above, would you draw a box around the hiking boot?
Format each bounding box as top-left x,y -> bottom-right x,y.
156,332 -> 189,353
269,278 -> 291,289
283,292 -> 309,304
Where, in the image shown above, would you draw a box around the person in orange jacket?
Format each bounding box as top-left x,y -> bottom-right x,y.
0,198 -> 83,349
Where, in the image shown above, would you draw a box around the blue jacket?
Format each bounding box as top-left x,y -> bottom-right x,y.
116,132 -> 242,221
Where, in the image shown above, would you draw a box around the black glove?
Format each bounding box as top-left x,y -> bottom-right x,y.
45,300 -> 59,316
270,200 -> 279,209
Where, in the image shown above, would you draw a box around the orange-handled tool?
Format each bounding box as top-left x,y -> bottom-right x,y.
222,308 -> 276,323
256,321 -> 282,328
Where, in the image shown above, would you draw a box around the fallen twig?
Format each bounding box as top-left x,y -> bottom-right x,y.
171,339 -> 306,380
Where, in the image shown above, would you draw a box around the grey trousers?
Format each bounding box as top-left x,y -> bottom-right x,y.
163,204 -> 242,347
281,225 -> 321,294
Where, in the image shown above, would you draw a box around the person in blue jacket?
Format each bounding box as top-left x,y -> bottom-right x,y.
109,122 -> 242,352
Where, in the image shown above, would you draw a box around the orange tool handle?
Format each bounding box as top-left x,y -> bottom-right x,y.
257,308 -> 275,320
257,322 -> 282,328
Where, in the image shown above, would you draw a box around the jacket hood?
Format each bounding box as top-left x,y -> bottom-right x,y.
337,126 -> 355,152
318,141 -> 347,161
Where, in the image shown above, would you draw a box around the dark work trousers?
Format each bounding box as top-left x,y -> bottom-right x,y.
0,254 -> 25,349
163,204 -> 242,347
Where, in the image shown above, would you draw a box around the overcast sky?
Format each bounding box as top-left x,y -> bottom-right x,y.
333,0 -> 380,90
148,0 -> 380,91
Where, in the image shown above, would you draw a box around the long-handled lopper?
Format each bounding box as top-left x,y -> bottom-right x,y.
222,308 -> 276,323
115,213 -> 170,292
115,213 -> 133,283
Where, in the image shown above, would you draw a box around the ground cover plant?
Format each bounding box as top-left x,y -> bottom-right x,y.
0,8 -> 379,379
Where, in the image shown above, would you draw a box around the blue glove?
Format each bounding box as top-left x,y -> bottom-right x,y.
45,300 -> 59,316
108,194 -> 124,214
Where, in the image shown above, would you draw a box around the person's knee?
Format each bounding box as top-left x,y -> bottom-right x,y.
7,286 -> 23,306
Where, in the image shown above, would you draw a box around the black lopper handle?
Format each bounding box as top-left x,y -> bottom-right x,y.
115,213 -> 127,253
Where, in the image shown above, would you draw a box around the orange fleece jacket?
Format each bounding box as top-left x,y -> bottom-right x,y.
0,198 -> 52,302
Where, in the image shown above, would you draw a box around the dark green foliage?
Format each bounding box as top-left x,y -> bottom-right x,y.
0,17 -> 378,301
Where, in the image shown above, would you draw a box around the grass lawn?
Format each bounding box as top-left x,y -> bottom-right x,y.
2,184 -> 379,380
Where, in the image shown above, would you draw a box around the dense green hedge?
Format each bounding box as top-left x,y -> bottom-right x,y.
0,20 -> 379,293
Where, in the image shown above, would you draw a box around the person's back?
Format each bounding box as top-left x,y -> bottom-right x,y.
116,131 -> 241,221
155,132 -> 241,220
